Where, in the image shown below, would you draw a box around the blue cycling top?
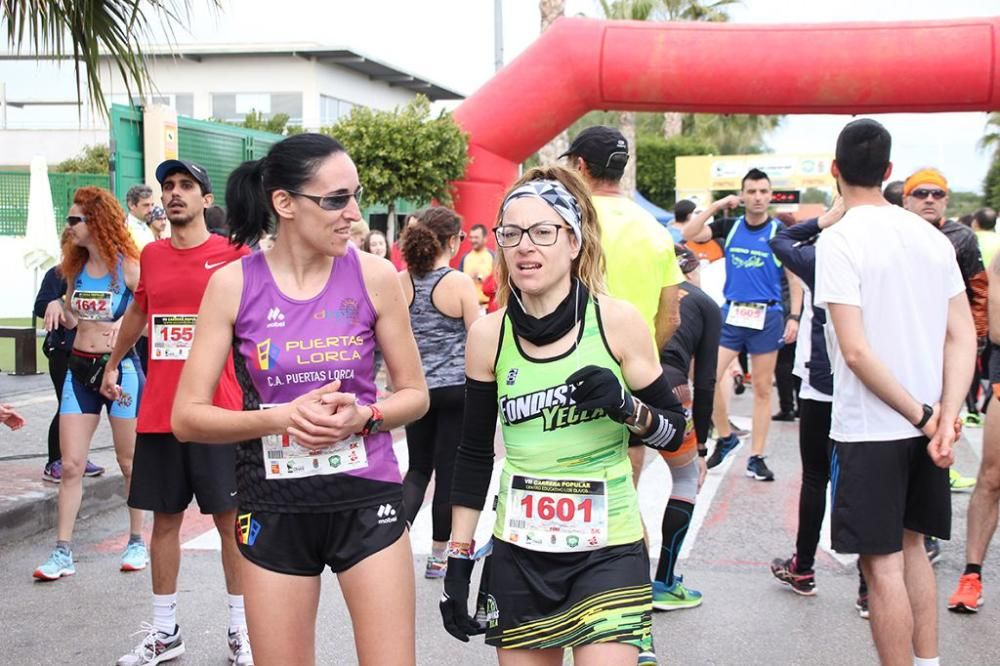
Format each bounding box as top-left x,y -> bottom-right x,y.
721,216 -> 783,305
71,257 -> 131,322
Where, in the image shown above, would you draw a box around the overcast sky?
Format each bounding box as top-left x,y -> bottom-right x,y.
4,0 -> 997,191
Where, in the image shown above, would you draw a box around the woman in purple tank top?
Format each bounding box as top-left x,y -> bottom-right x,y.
172,133 -> 429,666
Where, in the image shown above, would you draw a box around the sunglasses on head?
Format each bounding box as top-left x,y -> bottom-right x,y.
909,188 -> 947,200
287,187 -> 364,211
65,215 -> 87,226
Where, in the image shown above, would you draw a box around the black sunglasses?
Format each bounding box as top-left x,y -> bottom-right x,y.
909,188 -> 947,201
66,215 -> 87,226
287,187 -> 364,211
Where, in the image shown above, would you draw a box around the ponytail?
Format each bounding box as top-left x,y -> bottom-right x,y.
226,160 -> 271,247
226,133 -> 348,247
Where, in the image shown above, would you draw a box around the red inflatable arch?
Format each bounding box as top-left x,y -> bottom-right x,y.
450,15 -> 1000,237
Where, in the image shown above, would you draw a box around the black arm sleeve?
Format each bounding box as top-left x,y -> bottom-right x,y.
33,268 -> 66,319
691,292 -> 721,444
632,372 -> 688,452
692,388 -> 714,446
450,377 -> 499,510
708,217 -> 736,241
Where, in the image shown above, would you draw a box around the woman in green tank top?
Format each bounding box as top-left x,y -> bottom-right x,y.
439,166 -> 687,664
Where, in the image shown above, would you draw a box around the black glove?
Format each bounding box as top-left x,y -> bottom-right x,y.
567,365 -> 634,423
439,557 -> 484,642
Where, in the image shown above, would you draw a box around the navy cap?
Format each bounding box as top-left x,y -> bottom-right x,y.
155,159 -> 212,194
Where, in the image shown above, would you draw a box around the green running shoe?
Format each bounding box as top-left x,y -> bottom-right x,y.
652,576 -> 703,611
962,413 -> 984,428
950,468 -> 976,493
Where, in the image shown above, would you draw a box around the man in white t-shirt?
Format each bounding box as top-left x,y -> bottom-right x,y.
815,119 -> 976,666
125,184 -> 156,248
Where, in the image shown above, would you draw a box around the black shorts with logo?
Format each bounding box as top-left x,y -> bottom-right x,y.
128,432 -> 239,515
830,437 -> 950,555
235,493 -> 406,576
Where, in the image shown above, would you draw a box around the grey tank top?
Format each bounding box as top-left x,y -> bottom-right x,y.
409,267 -> 467,389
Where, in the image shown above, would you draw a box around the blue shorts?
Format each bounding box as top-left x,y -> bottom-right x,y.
719,304 -> 785,355
60,355 -> 143,419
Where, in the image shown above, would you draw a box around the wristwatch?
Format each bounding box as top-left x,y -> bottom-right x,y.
360,404 -> 384,437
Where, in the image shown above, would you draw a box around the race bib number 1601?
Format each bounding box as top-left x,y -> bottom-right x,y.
505,475 -> 608,553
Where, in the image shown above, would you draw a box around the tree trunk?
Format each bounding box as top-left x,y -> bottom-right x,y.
536,0 -> 568,166
619,111 -> 637,196
663,111 -> 683,138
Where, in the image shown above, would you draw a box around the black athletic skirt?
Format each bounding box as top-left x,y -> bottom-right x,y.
477,538 -> 652,651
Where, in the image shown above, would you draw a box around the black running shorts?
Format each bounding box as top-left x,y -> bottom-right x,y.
128,432 -> 239,514
830,437 -> 950,555
477,538 -> 652,651
235,495 -> 406,576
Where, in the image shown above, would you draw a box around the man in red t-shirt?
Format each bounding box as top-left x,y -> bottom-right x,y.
102,160 -> 253,665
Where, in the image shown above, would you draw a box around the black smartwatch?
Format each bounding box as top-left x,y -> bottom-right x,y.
788,314 -> 801,322
914,404 -> 934,430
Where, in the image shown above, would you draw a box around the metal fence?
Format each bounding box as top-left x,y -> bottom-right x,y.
0,171 -> 110,236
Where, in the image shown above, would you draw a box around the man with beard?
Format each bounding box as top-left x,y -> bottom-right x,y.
102,160 -> 254,665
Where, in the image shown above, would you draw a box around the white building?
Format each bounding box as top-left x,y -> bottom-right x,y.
0,43 -> 463,166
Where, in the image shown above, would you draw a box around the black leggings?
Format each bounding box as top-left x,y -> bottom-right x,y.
46,349 -> 70,464
402,384 -> 465,543
795,398 -> 832,571
775,342 -> 800,413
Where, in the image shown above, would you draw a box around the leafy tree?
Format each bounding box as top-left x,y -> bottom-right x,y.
53,144 -> 110,173
636,134 -> 715,208
948,190 -> 985,218
216,109 -> 301,136
801,187 -> 831,206
684,113 -> 782,154
325,95 -> 468,240
977,112 -> 1000,157
982,159 -> 1000,210
3,1 -> 217,114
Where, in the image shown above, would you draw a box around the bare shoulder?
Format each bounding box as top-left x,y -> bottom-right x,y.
594,294 -> 650,361
207,257 -> 245,296
469,309 -> 504,346
358,249 -> 398,286
466,309 -> 505,376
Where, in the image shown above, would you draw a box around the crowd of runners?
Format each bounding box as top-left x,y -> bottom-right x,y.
10,117 -> 1000,666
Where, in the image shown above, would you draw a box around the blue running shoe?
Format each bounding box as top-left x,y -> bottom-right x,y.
34,547 -> 75,581
652,576 -> 703,611
707,435 -> 741,469
83,459 -> 106,477
42,460 -> 63,483
121,541 -> 149,572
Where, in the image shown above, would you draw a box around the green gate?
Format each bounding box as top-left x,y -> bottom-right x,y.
110,104 -> 282,205
0,171 -> 109,236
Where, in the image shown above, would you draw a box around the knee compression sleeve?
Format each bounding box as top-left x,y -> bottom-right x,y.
670,458 -> 699,503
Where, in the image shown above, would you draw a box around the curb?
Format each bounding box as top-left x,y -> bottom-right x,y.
0,472 -> 127,544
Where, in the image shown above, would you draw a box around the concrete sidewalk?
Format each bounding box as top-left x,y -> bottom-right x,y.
1,373 -> 127,545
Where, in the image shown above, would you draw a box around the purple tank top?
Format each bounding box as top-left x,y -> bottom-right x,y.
232,246 -> 400,512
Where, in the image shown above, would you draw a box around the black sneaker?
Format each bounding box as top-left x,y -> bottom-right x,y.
772,410 -> 796,422
770,556 -> 816,596
746,455 -> 775,481
707,435 -> 741,469
733,374 -> 746,395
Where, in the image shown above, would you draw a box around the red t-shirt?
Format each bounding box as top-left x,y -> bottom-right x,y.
134,234 -> 251,433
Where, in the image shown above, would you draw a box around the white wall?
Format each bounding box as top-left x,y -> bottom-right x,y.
0,128 -> 108,167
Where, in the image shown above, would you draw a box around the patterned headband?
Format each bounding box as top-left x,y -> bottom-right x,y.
500,179 -> 583,245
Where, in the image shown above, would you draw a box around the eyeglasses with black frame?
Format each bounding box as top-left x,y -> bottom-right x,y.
65,215 -> 87,226
493,222 -> 569,248
287,186 -> 364,211
909,188 -> 947,201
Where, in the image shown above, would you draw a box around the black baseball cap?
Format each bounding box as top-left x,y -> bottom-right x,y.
155,159 -> 212,194
560,126 -> 629,168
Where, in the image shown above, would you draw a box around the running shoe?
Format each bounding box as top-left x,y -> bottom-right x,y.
117,623 -> 185,666
42,460 -> 62,483
733,374 -> 746,395
227,627 -> 254,665
746,455 -> 775,481
950,468 -> 976,493
637,651 -> 658,665
729,421 -> 750,438
33,547 -> 75,581
772,410 -> 797,422
84,459 -> 106,477
651,576 -> 703,611
424,555 -> 447,579
121,541 -> 150,572
962,412 -> 984,428
948,573 -> 984,613
770,556 -> 816,596
706,435 -> 741,469
925,536 -> 941,565
855,594 -> 869,620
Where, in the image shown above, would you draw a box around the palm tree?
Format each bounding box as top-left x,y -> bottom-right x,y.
2,1 -> 212,114
978,112 -> 1000,156
536,0 -> 570,166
